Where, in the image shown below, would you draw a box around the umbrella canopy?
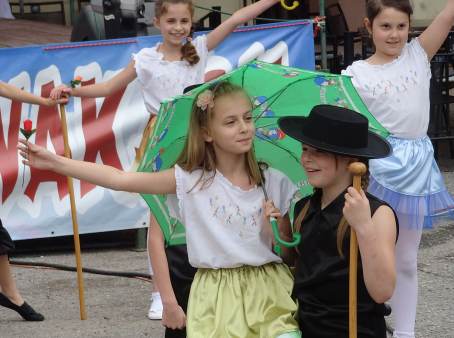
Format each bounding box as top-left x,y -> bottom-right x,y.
137,60 -> 388,246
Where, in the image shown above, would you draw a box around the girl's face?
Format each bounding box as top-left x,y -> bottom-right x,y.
204,92 -> 255,157
154,3 -> 192,47
301,145 -> 351,189
366,6 -> 410,61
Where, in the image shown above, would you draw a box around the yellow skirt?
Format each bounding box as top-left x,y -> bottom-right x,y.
134,114 -> 157,166
187,263 -> 301,338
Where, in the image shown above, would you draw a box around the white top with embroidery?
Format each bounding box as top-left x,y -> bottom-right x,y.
342,38 -> 431,139
166,165 -> 298,269
133,35 -> 209,115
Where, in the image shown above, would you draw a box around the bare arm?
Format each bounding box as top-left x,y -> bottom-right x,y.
0,81 -> 62,106
148,216 -> 186,330
206,0 -> 281,51
344,188 -> 397,303
357,205 -> 396,303
419,0 -> 454,60
50,61 -> 137,99
18,140 -> 176,195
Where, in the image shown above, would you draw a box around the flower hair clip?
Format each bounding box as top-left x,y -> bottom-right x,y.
196,90 -> 215,111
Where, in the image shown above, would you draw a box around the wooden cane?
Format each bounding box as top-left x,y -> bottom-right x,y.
59,103 -> 87,320
281,0 -> 300,10
348,162 -> 367,338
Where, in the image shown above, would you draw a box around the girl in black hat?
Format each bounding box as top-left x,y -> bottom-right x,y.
278,105 -> 399,338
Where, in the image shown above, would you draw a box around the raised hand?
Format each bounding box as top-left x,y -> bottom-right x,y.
17,139 -> 58,171
342,186 -> 373,233
44,96 -> 69,106
50,84 -> 72,100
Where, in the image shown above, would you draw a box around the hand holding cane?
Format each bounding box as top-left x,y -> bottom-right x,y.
348,162 -> 367,338
59,100 -> 87,320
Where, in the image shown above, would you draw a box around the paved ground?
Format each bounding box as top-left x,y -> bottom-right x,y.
1,160 -> 454,337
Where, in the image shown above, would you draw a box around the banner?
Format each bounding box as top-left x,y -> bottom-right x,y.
0,20 -> 314,240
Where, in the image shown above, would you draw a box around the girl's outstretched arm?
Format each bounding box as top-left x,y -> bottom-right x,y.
206,0 -> 281,51
0,81 -> 65,106
419,0 -> 454,60
50,62 -> 137,99
343,187 -> 397,304
18,140 -> 176,195
148,217 -> 187,330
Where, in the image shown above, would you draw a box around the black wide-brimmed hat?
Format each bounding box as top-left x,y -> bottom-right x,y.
278,105 -> 391,159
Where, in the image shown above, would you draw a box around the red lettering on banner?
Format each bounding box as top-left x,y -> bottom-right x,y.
25,82 -> 68,201
80,78 -> 124,196
0,100 -> 21,203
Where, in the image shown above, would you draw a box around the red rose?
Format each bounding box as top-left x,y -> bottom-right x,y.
24,119 -> 33,132
20,119 -> 36,140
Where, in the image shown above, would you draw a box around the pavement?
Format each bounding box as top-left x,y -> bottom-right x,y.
1,161 -> 454,337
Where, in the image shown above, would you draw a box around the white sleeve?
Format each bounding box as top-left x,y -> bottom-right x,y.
341,66 -> 352,77
410,38 -> 431,76
166,165 -> 186,223
264,168 -> 298,216
132,48 -> 151,88
193,34 -> 209,66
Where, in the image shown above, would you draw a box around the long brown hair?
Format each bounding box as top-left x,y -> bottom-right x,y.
366,0 -> 413,24
335,158 -> 370,257
155,0 -> 200,65
176,81 -> 262,189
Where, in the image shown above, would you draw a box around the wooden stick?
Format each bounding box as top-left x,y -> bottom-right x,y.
348,162 -> 367,338
59,103 -> 87,320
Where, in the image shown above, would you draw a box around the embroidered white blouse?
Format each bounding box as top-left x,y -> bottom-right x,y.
342,38 -> 431,139
166,165 -> 298,269
133,35 -> 209,115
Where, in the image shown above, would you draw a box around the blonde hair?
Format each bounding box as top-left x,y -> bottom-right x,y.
176,81 -> 262,189
155,0 -> 200,65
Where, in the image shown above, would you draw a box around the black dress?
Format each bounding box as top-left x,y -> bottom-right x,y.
292,190 -> 398,338
0,219 -> 15,256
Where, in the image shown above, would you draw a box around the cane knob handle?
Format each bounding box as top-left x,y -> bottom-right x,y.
281,0 -> 299,10
348,162 -> 367,176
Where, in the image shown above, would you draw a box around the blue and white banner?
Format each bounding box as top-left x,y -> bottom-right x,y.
0,20 -> 314,240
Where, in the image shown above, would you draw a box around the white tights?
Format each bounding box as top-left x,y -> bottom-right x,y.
390,226 -> 423,338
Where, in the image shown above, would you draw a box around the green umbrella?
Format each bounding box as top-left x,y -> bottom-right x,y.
137,60 -> 388,247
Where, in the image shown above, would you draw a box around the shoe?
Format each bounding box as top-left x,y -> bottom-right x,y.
147,293 -> 163,320
0,292 -> 44,321
385,320 -> 394,336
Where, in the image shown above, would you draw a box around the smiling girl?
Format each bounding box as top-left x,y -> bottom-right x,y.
21,81 -> 301,338
50,0 -> 282,327
342,1 -> 454,337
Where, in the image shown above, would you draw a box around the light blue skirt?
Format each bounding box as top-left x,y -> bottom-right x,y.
368,136 -> 454,229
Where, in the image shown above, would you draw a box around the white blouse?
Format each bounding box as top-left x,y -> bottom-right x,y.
133,35 -> 209,115
166,165 -> 298,269
342,38 -> 431,139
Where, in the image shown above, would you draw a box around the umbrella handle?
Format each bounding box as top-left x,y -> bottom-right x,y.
348,162 -> 367,338
270,217 -> 301,256
280,0 -> 300,10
